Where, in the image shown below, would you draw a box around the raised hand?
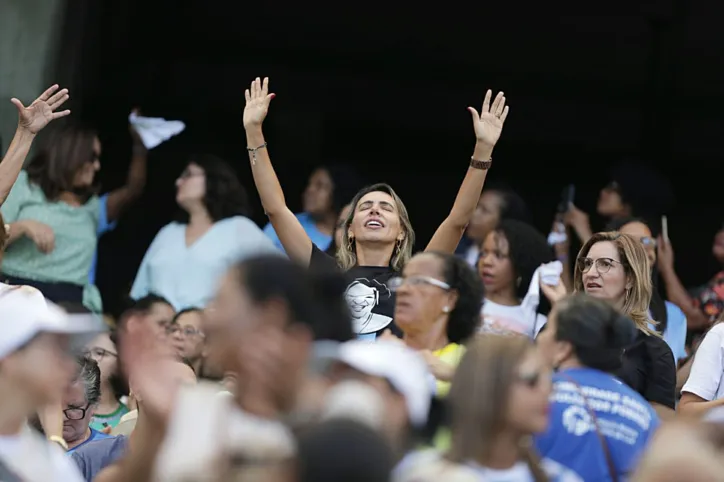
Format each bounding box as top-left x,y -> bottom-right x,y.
12,85 -> 71,134
243,77 -> 275,129
467,90 -> 510,147
540,276 -> 568,304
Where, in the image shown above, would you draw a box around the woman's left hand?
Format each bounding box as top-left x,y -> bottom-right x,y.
12,85 -> 71,134
467,89 -> 510,147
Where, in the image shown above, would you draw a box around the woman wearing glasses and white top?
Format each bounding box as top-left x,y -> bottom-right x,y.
542,231 -> 676,418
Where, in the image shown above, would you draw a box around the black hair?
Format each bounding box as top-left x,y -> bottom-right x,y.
554,294 -> 637,371
235,256 -> 353,342
484,180 -> 532,224
74,354 -> 102,405
171,307 -> 202,324
605,216 -> 668,333
493,220 -> 555,299
174,154 -> 251,223
295,419 -> 394,482
426,252 -> 484,344
609,162 -> 674,219
113,294 -> 173,344
321,164 -> 365,215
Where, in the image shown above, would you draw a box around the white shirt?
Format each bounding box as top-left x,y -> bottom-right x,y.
130,216 -> 280,310
480,300 -> 547,338
0,426 -> 84,482
682,323 -> 724,401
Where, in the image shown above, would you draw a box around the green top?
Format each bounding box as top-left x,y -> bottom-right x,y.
90,402 -> 130,431
0,170 -> 102,311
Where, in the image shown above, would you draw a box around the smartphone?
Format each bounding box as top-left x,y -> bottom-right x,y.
661,215 -> 669,242
557,184 -> 576,213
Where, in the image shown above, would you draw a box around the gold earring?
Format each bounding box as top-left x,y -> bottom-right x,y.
396,238 -> 402,251
347,237 -> 354,251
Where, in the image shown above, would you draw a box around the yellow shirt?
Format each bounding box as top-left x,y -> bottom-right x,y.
432,343 -> 466,397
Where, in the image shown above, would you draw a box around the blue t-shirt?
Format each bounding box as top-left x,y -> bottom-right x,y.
67,428 -> 113,454
263,212 -> 332,253
71,435 -> 128,481
535,367 -> 659,481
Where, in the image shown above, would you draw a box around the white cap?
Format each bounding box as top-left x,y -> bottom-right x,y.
334,339 -> 433,427
0,284 -> 105,359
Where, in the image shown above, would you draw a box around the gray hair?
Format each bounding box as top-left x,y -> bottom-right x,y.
74,355 -> 101,405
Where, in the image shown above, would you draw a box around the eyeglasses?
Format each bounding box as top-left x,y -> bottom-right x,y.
166,325 -> 204,337
85,347 -> 117,360
639,236 -> 657,248
576,257 -> 623,274
388,276 -> 450,292
63,403 -> 91,421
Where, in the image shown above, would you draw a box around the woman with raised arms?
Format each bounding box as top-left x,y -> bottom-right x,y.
242,77 -> 509,339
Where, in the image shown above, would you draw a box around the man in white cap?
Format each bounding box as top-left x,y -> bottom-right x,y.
0,285 -> 101,481
322,339 -> 434,460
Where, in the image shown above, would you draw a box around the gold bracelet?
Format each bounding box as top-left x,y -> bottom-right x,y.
48,435 -> 68,451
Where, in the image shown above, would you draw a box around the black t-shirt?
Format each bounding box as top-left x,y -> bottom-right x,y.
616,330 -> 676,409
310,245 -> 399,338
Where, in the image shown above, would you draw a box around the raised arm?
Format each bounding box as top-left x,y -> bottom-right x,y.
243,77 -> 313,265
0,85 -> 70,205
105,115 -> 148,221
426,90 -> 509,253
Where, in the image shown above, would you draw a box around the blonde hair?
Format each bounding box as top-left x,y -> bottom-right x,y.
447,335 -> 548,482
335,183 -> 414,272
574,231 -> 656,335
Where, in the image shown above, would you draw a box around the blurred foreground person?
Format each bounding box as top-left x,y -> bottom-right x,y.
630,421 -> 724,482
536,294 -> 659,480
322,339 -> 432,463
295,419 -> 395,482
0,285 -> 100,481
395,335 -> 580,482
92,255 -> 352,482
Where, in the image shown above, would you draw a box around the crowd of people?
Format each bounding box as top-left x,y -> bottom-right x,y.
0,77 -> 723,482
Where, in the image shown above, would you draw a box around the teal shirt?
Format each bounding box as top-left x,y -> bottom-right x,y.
0,170 -> 103,311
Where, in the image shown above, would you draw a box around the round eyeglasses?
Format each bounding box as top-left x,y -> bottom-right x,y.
576,257 -> 623,274
388,275 -> 450,292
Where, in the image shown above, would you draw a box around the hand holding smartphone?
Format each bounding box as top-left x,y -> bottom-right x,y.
661,215 -> 669,243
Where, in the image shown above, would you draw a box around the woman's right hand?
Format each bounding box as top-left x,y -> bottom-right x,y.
540,276 -> 568,304
243,77 -> 275,129
656,235 -> 675,273
563,203 -> 592,240
16,220 -> 55,253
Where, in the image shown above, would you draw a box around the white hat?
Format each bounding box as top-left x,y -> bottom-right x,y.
333,339 -> 433,427
0,284 -> 105,359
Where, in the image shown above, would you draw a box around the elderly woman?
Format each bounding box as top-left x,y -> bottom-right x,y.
387,251 -> 483,397
542,231 -> 677,417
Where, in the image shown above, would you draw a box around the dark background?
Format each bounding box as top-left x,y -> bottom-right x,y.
53,0 -> 722,314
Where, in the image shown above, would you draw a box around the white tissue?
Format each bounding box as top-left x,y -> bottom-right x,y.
128,112 -> 185,149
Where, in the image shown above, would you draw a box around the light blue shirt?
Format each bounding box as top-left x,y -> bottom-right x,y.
648,301 -> 687,363
88,194 -> 117,284
130,216 -> 280,310
66,428 -> 112,454
535,367 -> 659,481
263,212 -> 332,253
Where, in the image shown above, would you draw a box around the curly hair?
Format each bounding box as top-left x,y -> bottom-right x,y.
426,251 -> 484,344
494,220 -> 555,299
175,154 -> 251,223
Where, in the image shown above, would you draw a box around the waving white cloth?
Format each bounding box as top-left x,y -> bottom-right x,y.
128,112 -> 185,149
519,261 -> 563,336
